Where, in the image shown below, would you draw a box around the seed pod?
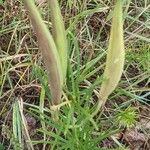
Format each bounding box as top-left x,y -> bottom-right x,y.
49,0 -> 68,82
100,0 -> 125,103
23,0 -> 63,105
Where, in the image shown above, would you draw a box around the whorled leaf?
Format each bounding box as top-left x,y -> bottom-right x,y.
23,0 -> 63,105
99,0 -> 125,104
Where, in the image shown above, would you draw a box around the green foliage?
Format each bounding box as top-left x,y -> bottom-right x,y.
0,144 -> 4,150
116,106 -> 138,128
28,106 -> 120,150
126,44 -> 150,73
12,100 -> 22,149
0,0 -> 4,5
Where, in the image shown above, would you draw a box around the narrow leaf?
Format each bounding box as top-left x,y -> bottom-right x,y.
100,0 -> 125,103
23,0 -> 63,105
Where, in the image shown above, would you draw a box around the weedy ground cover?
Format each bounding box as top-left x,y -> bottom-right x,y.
0,0 -> 150,149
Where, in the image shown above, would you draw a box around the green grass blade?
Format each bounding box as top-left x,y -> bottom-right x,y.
49,0 -> 68,82
12,100 -> 22,149
23,0 -> 63,105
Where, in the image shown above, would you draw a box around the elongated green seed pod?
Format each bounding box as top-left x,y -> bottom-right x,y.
49,0 -> 68,81
99,0 -> 125,103
23,0 -> 63,105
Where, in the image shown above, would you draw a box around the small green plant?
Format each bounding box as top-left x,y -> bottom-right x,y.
23,0 -> 125,117
1,0 -> 149,149
21,0 -> 126,148
116,106 -> 138,128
